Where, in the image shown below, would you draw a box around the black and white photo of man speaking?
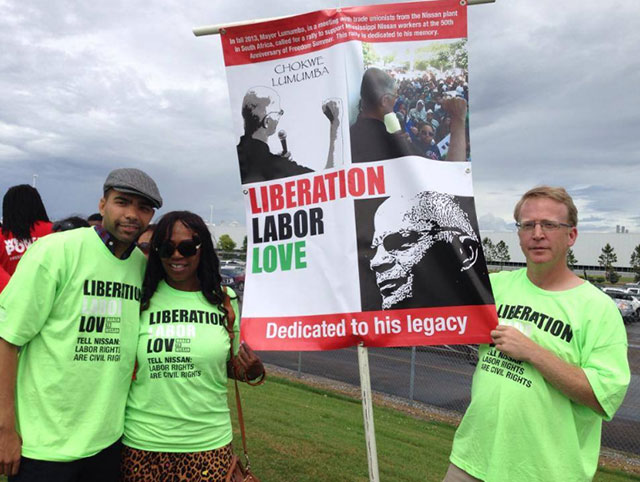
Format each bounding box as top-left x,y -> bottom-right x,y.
361,190 -> 493,311
236,86 -> 341,184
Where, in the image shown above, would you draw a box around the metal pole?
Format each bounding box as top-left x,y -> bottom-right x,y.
409,346 -> 416,405
193,14 -> 291,37
357,344 -> 379,482
193,0 -> 495,37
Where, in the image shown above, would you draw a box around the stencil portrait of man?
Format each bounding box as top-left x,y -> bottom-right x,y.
361,191 -> 493,311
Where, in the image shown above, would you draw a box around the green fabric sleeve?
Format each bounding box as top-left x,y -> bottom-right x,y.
0,240 -> 59,346
229,288 -> 240,357
579,293 -> 629,421
583,345 -> 629,421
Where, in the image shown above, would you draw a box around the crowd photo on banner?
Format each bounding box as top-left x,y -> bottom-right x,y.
356,38 -> 470,162
0,0 -> 632,481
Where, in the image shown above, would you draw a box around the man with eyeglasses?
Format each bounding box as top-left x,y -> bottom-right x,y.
0,168 -> 161,481
237,86 -> 341,184
445,186 -> 630,482
366,190 -> 492,311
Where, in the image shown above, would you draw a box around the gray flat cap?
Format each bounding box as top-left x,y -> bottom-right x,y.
103,168 -> 162,208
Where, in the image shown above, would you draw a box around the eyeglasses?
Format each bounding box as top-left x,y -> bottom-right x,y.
373,226 -> 466,253
420,130 -> 434,137
380,92 -> 399,104
516,221 -> 573,232
138,242 -> 151,254
157,236 -> 202,258
261,109 -> 284,124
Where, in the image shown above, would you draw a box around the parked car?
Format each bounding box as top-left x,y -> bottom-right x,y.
220,270 -> 236,290
221,267 -> 245,292
608,295 -> 638,324
602,287 -> 626,296
607,292 -> 640,315
221,259 -> 245,270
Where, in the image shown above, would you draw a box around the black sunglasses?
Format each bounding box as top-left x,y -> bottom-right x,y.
157,236 -> 201,258
137,242 -> 151,254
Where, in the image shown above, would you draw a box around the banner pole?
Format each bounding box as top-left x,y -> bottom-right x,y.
357,344 -> 380,482
409,346 -> 416,405
192,0 -> 495,37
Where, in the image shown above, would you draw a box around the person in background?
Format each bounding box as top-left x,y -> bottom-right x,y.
435,115 -> 451,144
0,185 -> 53,275
87,213 -> 103,226
136,224 -> 155,259
120,211 -> 264,481
425,109 -> 439,131
445,186 -> 630,482
52,216 -> 91,232
0,168 -> 161,481
0,266 -> 9,294
408,99 -> 427,124
413,122 -> 441,160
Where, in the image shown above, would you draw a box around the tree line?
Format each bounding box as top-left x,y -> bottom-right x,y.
482,238 -> 640,283
221,234 -> 640,284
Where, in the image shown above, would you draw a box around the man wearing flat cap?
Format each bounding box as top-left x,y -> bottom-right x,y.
0,168 -> 161,481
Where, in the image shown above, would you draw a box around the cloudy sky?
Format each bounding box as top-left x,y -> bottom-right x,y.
1,0 -> 638,233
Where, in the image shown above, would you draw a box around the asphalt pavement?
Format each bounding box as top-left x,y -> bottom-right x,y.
258,324 -> 640,455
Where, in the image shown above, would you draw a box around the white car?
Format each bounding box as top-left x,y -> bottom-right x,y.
607,291 -> 640,315
602,287 -> 627,296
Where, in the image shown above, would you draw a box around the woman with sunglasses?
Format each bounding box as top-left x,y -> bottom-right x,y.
120,211 -> 264,482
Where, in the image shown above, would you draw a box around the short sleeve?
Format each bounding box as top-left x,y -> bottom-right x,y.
227,288 -> 241,357
580,297 -> 630,420
0,241 -> 59,346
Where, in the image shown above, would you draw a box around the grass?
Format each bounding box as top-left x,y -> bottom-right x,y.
228,375 -> 640,481
229,376 -> 454,481
1,376 -> 638,481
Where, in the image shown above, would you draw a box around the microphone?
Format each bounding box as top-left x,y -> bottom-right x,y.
278,130 -> 288,153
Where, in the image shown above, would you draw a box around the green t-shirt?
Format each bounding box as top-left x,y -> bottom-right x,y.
0,227 -> 146,461
123,281 -> 239,452
450,269 -> 630,482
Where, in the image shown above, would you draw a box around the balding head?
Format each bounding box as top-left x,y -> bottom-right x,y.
370,191 -> 479,309
241,86 -> 282,136
359,68 -> 397,117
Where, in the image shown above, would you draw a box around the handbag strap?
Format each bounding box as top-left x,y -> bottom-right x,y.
223,288 -> 251,466
233,372 -> 250,462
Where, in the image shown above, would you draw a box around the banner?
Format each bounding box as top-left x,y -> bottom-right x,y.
221,0 -> 498,350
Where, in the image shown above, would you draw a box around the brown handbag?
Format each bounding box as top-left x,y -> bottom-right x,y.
223,289 -> 262,482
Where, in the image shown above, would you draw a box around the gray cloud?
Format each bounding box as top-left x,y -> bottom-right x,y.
0,0 -> 638,233
478,213 -> 515,232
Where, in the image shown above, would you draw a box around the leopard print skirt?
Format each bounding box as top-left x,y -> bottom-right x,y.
120,443 -> 233,482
